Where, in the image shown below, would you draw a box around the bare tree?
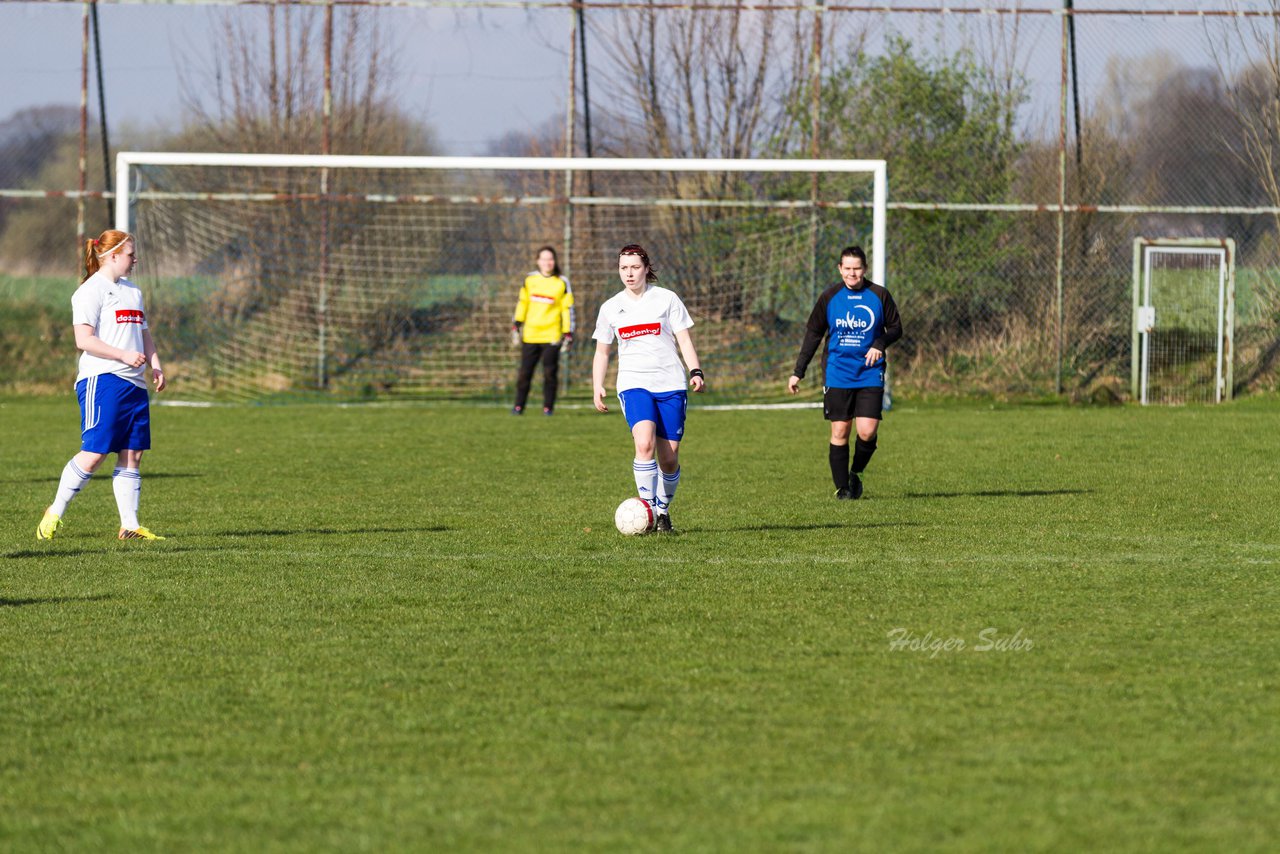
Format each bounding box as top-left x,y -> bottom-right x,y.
573,2 -> 847,319
175,5 -> 433,155
1212,5 -> 1280,231
1209,4 -> 1280,389
591,1 -> 815,160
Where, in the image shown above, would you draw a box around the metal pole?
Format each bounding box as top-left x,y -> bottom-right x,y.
1055,7 -> 1068,396
318,1 -> 333,391
90,1 -> 112,224
808,0 -> 824,299
560,8 -> 578,399
562,8 -> 577,260
577,2 -> 593,161
78,2 -> 90,255
1066,0 -> 1083,170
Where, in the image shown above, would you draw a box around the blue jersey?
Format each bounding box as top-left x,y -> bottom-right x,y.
792,281 -> 902,389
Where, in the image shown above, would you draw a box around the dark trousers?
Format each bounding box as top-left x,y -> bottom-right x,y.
514,342 -> 561,410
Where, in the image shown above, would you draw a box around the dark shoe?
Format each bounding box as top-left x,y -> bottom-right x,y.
542,407 -> 553,416
654,513 -> 675,534
511,405 -> 524,415
848,473 -> 863,500
835,488 -> 853,500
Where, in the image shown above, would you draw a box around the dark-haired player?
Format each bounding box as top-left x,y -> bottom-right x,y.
510,245 -> 575,415
788,245 -> 902,500
592,244 -> 705,533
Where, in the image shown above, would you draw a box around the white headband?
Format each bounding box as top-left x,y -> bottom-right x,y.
94,236 -> 133,259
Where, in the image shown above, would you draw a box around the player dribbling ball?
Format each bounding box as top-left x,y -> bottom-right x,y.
592,244 -> 705,535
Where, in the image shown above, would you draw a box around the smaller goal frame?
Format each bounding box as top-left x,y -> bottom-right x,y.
1131,237 -> 1235,405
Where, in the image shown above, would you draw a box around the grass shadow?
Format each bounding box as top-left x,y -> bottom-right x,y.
0,472 -> 204,485
901,488 -> 1090,499
214,526 -> 452,537
5,545 -> 220,559
697,521 -> 923,533
0,593 -> 113,607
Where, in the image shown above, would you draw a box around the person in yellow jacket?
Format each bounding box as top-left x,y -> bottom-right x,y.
511,245 -> 575,415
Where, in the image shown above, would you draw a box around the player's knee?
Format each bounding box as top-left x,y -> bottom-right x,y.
75,451 -> 107,472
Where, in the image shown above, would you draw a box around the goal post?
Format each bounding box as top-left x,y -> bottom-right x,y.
114,152 -> 887,402
1131,237 -> 1235,405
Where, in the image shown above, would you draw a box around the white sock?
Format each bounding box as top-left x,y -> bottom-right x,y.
633,458 -> 659,507
655,467 -> 680,515
113,467 -> 142,530
50,460 -> 92,516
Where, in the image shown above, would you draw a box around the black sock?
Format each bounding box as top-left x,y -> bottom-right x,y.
829,443 -> 850,490
852,436 -> 878,474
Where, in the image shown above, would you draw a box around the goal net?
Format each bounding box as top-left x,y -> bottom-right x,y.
116,153 -> 886,402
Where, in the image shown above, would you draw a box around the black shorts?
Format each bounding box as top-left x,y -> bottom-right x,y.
823,386 -> 883,421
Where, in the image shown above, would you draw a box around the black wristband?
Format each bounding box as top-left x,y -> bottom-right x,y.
689,369 -> 704,380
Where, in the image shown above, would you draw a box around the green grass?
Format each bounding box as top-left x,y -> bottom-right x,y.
2,396 -> 1278,851
0,273 -> 498,309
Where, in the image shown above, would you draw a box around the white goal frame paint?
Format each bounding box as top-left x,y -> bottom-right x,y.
1131,237 -> 1235,405
114,152 -> 888,287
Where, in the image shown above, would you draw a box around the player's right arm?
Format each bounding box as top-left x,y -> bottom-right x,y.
73,323 -> 145,368
592,340 -> 612,413
512,281 -> 530,345
789,288 -> 833,393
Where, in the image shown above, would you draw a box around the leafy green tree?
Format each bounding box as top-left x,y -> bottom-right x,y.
776,37 -> 1030,335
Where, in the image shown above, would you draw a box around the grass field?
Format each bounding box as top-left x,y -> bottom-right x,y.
2,395 -> 1278,851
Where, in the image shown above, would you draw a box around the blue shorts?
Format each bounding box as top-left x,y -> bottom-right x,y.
78,373 -> 151,454
618,389 -> 688,441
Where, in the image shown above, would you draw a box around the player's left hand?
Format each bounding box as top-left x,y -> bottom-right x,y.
864,347 -> 884,366
562,333 -> 573,349
153,368 -> 167,393
689,375 -> 705,393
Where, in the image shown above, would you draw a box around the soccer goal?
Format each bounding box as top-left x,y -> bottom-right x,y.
114,153 -> 886,402
1131,237 -> 1235,405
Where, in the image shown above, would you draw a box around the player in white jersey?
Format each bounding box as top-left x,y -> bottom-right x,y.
592,244 -> 705,534
36,229 -> 168,542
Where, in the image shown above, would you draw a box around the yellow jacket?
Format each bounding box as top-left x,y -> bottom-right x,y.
513,273 -> 575,343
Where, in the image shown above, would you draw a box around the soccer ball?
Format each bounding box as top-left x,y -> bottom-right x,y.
614,497 -> 655,536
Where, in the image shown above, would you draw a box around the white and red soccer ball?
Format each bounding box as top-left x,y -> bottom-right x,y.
614,497 -> 655,536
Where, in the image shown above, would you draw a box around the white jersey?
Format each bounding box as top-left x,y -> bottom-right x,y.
71,271 -> 149,389
593,285 -> 694,393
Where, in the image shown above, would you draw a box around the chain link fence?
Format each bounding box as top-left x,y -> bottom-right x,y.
3,1 -> 1279,400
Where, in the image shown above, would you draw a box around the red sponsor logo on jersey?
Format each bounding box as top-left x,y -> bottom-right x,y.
530,294 -> 556,305
618,322 -> 661,340
115,309 -> 145,325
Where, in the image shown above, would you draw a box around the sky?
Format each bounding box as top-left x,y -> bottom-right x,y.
4,2 -> 575,154
3,0 -> 1247,156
